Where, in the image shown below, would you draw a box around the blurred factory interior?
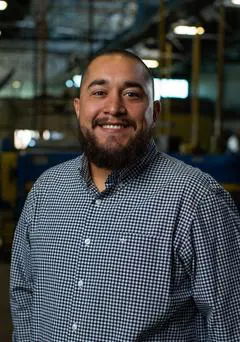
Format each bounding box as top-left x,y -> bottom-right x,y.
1,0 -> 240,339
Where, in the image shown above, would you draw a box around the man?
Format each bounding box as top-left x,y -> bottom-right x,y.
10,50 -> 240,341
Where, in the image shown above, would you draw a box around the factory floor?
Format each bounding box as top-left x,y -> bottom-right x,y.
0,259 -> 12,342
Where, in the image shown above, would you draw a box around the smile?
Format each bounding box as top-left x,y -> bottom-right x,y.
101,124 -> 125,129
93,118 -> 136,130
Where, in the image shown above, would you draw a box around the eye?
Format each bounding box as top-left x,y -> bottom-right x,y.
125,91 -> 141,98
92,90 -> 106,97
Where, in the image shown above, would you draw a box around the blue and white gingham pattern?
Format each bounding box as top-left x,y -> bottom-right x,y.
10,142 -> 240,341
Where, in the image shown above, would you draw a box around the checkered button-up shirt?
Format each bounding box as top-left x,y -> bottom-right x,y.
10,143 -> 240,341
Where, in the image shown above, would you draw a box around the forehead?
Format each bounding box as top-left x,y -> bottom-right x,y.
83,54 -> 151,87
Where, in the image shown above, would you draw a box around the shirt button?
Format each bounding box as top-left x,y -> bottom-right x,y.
72,323 -> 78,332
95,199 -> 101,206
84,238 -> 91,246
78,279 -> 84,288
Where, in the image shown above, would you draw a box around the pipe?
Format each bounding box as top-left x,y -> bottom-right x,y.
191,32 -> 201,147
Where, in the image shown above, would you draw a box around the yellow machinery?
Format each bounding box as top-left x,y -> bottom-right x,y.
0,151 -> 17,255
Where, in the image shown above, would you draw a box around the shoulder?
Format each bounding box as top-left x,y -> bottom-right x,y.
17,156 -> 83,224
31,155 -> 82,192
149,152 -> 227,201
40,155 -> 81,177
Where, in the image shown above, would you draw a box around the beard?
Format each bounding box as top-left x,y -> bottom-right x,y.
78,125 -> 153,170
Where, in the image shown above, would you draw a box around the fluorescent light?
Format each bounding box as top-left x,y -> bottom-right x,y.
14,130 -> 39,150
154,78 -> 189,100
73,75 -> 82,87
43,130 -> 51,140
142,59 -> 159,68
51,131 -> 64,140
65,80 -> 74,88
227,135 -> 239,152
42,130 -> 64,141
196,27 -> 205,35
0,1 -> 8,11
174,25 -> 205,36
231,0 -> 240,4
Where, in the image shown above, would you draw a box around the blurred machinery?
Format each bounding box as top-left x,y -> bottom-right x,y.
0,149 -> 17,255
1,147 -> 240,256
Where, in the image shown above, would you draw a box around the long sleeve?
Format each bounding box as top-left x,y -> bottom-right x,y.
10,190 -> 35,342
191,188 -> 240,341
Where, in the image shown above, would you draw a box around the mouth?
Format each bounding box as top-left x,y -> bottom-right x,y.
101,123 -> 129,130
93,119 -> 136,130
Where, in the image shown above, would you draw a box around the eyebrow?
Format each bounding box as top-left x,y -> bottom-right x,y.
123,81 -> 144,91
87,79 -> 107,89
87,79 -> 145,92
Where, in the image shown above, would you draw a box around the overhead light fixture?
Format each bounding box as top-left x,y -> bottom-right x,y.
12,80 -> 21,89
0,1 -> 8,11
174,25 -> 205,36
142,59 -> 159,68
231,0 -> 240,4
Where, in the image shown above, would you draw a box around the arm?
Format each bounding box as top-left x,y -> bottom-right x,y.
10,190 -> 35,341
192,188 -> 240,341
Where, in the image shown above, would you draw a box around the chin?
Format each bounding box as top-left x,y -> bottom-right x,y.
79,125 -> 152,169
96,136 -> 132,149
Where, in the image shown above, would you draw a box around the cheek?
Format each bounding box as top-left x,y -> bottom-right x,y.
144,106 -> 154,127
78,105 -> 98,126
131,106 -> 153,128
78,114 -> 92,131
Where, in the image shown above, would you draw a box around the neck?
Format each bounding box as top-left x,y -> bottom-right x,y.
89,163 -> 112,192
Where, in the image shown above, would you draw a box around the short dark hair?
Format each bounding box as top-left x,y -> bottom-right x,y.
79,49 -> 154,98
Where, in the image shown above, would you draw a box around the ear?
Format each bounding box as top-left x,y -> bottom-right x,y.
153,100 -> 161,124
73,98 -> 80,119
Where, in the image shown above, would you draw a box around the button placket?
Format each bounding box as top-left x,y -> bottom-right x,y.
84,238 -> 91,246
78,279 -> 84,289
95,199 -> 101,206
72,323 -> 78,332
119,237 -> 127,244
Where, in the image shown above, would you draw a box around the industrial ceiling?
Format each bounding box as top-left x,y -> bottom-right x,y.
0,0 -> 240,112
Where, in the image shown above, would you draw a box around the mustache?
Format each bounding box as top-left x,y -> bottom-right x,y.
92,118 -> 137,129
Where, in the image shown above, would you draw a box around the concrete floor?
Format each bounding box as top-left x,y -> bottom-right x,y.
0,261 -> 12,342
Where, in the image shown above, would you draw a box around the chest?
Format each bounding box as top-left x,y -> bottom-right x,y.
31,183 -> 189,292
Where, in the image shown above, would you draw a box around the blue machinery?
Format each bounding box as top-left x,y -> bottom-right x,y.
1,149 -> 240,256
171,153 -> 240,184
17,151 -> 240,214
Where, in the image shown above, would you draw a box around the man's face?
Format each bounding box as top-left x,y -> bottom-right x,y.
74,54 -> 160,169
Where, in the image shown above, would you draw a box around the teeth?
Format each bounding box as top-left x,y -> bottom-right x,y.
102,124 -> 123,129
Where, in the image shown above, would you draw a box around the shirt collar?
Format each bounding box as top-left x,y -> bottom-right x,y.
78,140 -> 158,190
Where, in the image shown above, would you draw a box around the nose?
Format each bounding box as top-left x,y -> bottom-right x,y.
103,93 -> 126,116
